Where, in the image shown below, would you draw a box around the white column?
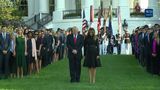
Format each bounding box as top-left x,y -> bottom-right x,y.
119,0 -> 130,19
53,0 -> 65,20
55,0 -> 65,11
112,0 -> 118,8
148,0 -> 159,18
94,0 -> 100,9
39,0 -> 49,13
34,0 -> 39,15
28,0 -> 35,18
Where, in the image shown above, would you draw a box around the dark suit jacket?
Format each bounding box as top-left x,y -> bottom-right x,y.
67,34 -> 84,60
42,34 -> 53,51
0,33 -> 11,53
59,34 -> 66,45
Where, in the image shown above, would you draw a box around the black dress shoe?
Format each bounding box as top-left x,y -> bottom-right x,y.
76,79 -> 80,82
70,79 -> 76,83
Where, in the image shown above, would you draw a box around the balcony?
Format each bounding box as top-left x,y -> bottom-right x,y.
63,9 -> 81,19
130,8 -> 145,17
94,8 -> 117,18
63,8 -> 117,19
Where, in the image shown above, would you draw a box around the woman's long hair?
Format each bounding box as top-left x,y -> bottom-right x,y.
87,28 -> 97,40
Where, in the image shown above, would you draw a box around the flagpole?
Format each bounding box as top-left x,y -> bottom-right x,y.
90,5 -> 94,28
108,0 -> 113,35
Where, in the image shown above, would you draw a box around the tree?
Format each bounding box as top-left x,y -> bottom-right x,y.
0,0 -> 22,25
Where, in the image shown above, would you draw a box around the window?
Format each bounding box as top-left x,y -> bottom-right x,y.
19,0 -> 28,16
49,0 -> 55,15
75,0 -> 81,10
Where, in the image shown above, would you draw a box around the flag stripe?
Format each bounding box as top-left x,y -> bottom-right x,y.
82,9 -> 87,32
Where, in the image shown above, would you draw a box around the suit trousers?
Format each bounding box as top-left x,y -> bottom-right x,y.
68,54 -> 81,81
0,52 -> 11,77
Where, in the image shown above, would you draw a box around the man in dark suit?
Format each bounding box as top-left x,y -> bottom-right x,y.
59,30 -> 66,60
42,29 -> 53,66
67,26 -> 84,83
139,27 -> 146,67
144,28 -> 152,73
47,29 -> 54,64
0,26 -> 11,78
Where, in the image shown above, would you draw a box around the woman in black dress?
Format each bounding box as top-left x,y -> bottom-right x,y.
83,28 -> 101,84
36,31 -> 43,70
27,31 -> 38,75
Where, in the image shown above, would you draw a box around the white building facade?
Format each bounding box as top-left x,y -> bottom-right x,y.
24,0 -> 160,35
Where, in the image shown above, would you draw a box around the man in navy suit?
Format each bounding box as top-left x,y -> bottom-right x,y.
0,26 -> 11,78
67,26 -> 84,83
42,29 -> 53,66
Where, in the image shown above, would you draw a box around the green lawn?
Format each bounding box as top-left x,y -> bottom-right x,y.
0,55 -> 160,90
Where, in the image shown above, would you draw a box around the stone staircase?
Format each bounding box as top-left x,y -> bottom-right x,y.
23,13 -> 52,30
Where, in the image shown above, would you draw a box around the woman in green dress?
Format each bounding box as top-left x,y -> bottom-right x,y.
14,29 -> 27,78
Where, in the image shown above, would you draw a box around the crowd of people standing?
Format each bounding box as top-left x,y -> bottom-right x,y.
131,24 -> 160,75
0,26 -> 67,79
1,23 -> 160,83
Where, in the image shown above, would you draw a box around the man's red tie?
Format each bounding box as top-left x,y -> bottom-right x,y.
74,35 -> 77,45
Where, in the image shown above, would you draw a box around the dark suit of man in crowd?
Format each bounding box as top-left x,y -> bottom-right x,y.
59,30 -> 66,60
144,28 -> 152,73
139,28 -> 145,67
67,26 -> 84,83
44,30 -> 53,65
0,26 -> 11,78
42,30 -> 53,66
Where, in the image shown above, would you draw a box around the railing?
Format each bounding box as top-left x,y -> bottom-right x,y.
23,13 -> 52,29
63,8 -> 118,19
24,16 -> 35,26
63,9 -> 81,19
94,8 -> 117,18
37,13 -> 52,29
130,8 -> 145,17
24,13 -> 40,27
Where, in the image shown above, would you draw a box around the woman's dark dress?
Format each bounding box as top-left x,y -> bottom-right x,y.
83,36 -> 101,68
27,39 -> 34,64
36,37 -> 42,59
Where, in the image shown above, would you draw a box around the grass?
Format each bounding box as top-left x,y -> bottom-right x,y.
0,55 -> 160,90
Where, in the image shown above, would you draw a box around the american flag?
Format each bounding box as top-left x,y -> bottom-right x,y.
82,9 -> 88,32
117,6 -> 122,35
97,7 -> 101,34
